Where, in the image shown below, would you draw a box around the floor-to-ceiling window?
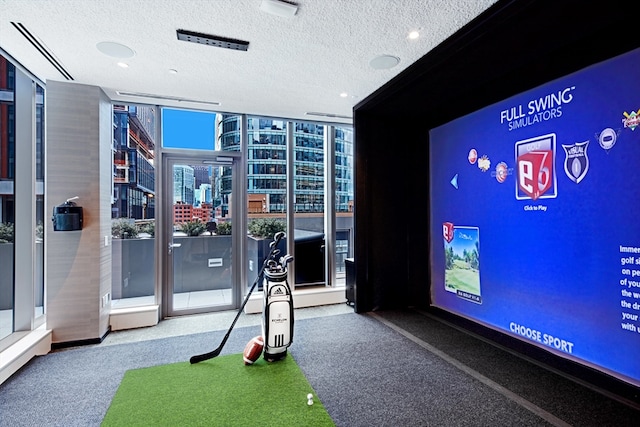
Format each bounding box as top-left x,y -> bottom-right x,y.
110,104 -> 157,309
0,54 -> 15,342
0,50 -> 45,347
245,117 -> 288,288
109,107 -> 352,313
334,126 -> 353,285
219,115 -> 352,290
293,121 -> 325,286
35,84 -> 44,319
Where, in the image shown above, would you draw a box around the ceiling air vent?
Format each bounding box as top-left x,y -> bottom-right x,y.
11,22 -> 73,80
305,112 -> 352,120
177,29 -> 249,51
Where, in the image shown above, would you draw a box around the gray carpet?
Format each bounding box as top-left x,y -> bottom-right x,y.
1,309 -> 638,426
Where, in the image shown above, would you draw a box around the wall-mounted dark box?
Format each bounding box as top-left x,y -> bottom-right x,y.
52,202 -> 83,231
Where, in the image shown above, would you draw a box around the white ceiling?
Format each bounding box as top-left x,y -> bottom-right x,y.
0,0 -> 496,124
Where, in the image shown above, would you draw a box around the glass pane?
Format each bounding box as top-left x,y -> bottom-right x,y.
111,105 -> 157,308
162,108 -> 216,150
245,117 -> 287,288
35,84 -> 44,318
335,126 -> 354,286
0,54 -> 15,341
294,121 -> 325,286
172,163 -> 232,309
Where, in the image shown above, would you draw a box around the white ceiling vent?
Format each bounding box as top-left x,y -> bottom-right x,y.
116,91 -> 221,106
11,22 -> 73,80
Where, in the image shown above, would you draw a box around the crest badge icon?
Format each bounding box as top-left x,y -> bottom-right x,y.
443,222 -> 454,243
562,141 -> 589,183
623,110 -> 640,131
515,134 -> 557,200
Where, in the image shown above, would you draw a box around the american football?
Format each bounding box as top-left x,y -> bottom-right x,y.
243,335 -> 264,365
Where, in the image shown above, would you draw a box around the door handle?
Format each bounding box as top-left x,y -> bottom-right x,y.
168,242 -> 182,254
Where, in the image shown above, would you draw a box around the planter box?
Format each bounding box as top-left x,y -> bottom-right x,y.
172,235 -> 232,293
112,238 -> 155,299
0,243 -> 13,310
111,232 -> 327,299
111,235 -> 234,298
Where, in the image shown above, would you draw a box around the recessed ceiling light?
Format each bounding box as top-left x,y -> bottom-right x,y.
369,55 -> 400,70
169,69 -> 178,74
408,31 -> 420,40
117,62 -> 129,68
96,41 -> 135,58
339,92 -> 348,98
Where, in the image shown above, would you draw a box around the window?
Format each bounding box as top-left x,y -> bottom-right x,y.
0,51 -> 45,346
110,104 -> 157,309
0,54 -> 15,342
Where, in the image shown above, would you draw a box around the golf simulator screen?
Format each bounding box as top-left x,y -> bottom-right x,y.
429,47 -> 640,387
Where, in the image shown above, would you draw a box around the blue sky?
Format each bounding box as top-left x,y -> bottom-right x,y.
447,226 -> 479,255
162,108 -> 216,150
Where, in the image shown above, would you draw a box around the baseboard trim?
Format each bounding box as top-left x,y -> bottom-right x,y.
0,326 -> 51,385
109,305 -> 160,331
244,286 -> 347,314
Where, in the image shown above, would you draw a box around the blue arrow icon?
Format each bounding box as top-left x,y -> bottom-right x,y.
450,174 -> 458,189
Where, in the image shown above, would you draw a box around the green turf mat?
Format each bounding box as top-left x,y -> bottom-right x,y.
102,353 -> 335,427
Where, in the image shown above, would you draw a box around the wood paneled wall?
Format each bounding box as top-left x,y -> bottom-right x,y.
46,81 -> 112,344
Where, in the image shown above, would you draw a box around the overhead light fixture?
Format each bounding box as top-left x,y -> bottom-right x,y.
117,62 -> 129,68
259,0 -> 298,18
408,31 -> 420,40
339,92 -> 348,98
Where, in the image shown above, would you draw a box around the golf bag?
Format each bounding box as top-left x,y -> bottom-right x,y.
262,253 -> 294,361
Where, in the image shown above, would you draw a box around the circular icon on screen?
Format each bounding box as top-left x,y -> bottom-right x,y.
598,127 -> 617,150
468,148 -> 477,164
495,162 -> 508,183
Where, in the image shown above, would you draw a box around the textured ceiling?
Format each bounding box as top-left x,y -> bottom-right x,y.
0,0 -> 496,124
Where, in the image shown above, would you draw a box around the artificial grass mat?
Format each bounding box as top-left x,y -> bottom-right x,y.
101,353 -> 335,427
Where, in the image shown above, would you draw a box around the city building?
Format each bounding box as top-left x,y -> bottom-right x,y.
112,105 -> 156,220
219,116 -> 352,215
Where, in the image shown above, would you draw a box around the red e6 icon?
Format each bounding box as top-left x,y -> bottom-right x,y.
517,151 -> 552,200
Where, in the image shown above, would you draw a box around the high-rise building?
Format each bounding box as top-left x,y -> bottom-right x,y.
112,105 -> 156,219
218,116 -> 353,215
173,165 -> 195,205
0,56 -> 15,225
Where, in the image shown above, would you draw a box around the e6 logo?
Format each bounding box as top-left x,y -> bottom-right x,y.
515,134 -> 557,201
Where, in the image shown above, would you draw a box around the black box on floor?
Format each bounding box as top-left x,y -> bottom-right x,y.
345,258 -> 355,305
